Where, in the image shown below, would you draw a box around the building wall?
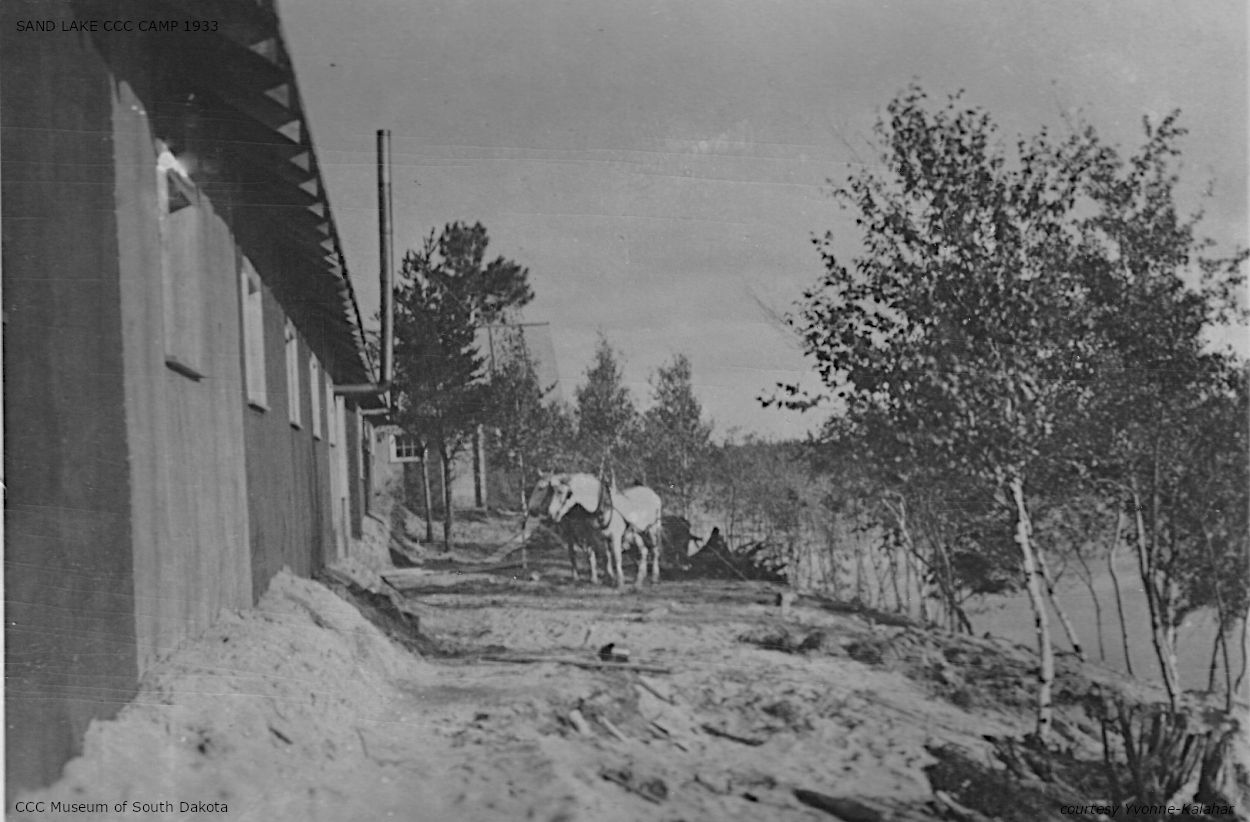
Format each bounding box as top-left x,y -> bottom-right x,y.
110,77 -> 255,674
3,8 -> 350,791
2,21 -> 139,794
346,407 -> 365,539
241,276 -> 334,602
328,395 -> 352,561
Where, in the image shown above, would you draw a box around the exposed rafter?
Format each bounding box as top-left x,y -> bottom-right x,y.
123,1 -> 379,396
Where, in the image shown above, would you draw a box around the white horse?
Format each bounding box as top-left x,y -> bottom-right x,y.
545,472 -> 663,588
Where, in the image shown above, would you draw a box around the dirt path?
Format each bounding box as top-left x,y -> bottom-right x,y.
391,578 -> 1029,821
18,561 -> 1053,822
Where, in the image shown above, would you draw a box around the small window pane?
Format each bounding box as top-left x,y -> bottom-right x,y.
158,148 -> 208,379
285,320 -> 302,428
240,260 -> 267,408
309,358 -> 323,439
391,434 -> 424,462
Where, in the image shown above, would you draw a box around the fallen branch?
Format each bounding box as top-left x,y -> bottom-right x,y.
480,654 -> 672,675
599,716 -> 631,743
793,789 -> 884,822
648,721 -> 690,751
636,675 -> 677,704
567,709 -> 592,736
932,790 -> 996,822
471,561 -> 528,574
600,768 -> 667,804
700,723 -> 765,746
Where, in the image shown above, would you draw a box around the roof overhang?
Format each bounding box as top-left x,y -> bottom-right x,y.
91,0 -> 381,400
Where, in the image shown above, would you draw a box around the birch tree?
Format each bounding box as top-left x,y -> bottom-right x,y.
1068,113 -> 1248,709
789,87 -> 1106,740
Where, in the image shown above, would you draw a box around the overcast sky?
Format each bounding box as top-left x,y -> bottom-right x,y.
282,0 -> 1247,440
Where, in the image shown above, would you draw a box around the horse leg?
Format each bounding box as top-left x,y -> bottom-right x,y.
611,527 -> 625,590
568,538 -> 579,581
602,541 -> 616,585
588,543 -> 600,585
655,527 -> 665,579
634,531 -> 649,587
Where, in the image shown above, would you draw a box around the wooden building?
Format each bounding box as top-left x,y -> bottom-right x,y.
2,0 -> 386,794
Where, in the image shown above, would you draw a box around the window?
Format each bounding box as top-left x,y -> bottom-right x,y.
326,383 -> 338,446
240,259 -> 267,409
309,357 -> 323,439
157,145 -> 208,379
390,433 -> 424,462
285,319 -> 301,428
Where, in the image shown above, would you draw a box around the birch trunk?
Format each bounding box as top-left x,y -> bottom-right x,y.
518,452 -> 528,570
885,496 -> 930,624
1073,545 -> 1106,661
890,536 -> 905,613
1220,628 -> 1232,710
1207,628 -> 1223,694
1010,474 -> 1054,742
1234,614 -> 1248,698
1106,506 -> 1134,676
932,536 -> 965,633
1201,527 -> 1235,709
1034,550 -> 1086,661
1131,483 -> 1180,710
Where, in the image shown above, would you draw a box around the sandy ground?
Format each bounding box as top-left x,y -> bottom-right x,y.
13,513 -> 1245,822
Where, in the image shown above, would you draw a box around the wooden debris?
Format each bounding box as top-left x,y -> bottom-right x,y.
470,561 -> 526,574
567,709 -> 592,736
648,720 -> 690,751
700,723 -> 765,746
600,767 -> 668,804
480,653 -> 672,675
793,789 -> 884,822
636,675 -> 677,705
598,715 -> 630,743
932,790 -> 997,822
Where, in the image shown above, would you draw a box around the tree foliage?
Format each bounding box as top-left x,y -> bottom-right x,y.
787,85 -> 1247,736
485,333 -> 575,504
642,354 -> 713,516
573,334 -> 643,478
392,221 -> 532,547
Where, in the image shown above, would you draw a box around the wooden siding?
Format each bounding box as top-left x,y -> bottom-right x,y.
242,273 -> 335,601
346,407 -> 365,539
328,395 -> 352,561
1,23 -> 139,795
111,79 -> 253,670
3,2 -> 374,794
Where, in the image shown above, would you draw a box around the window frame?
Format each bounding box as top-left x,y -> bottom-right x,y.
326,383 -> 339,446
156,145 -> 208,380
309,356 -> 323,440
285,319 -> 302,429
239,258 -> 268,411
390,433 -> 424,463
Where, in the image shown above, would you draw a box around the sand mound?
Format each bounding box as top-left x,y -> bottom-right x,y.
18,571 -> 430,821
